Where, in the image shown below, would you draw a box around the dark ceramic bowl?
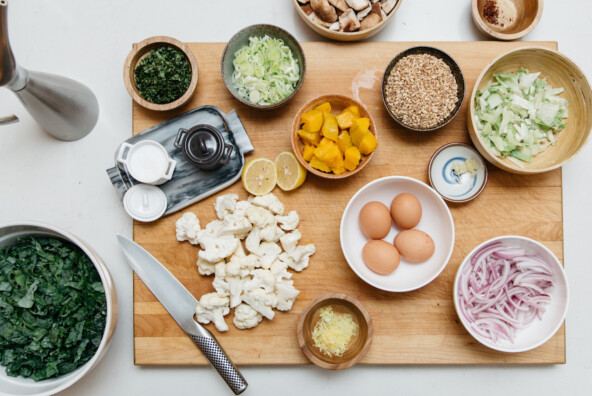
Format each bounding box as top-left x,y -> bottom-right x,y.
381,46 -> 465,132
221,24 -> 306,110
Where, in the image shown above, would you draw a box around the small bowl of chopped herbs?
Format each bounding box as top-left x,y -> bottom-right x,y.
221,24 -> 306,110
381,46 -> 465,132
124,35 -> 198,111
0,222 -> 117,395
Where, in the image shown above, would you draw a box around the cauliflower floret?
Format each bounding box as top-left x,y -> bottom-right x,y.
175,212 -> 201,244
196,293 -> 230,332
249,193 -> 285,215
244,269 -> 275,293
246,206 -> 276,229
270,259 -> 292,282
274,280 -> 300,311
233,200 -> 252,217
279,230 -> 301,253
229,253 -> 259,277
196,256 -> 221,276
279,243 -> 315,272
221,214 -> 252,239
245,228 -> 261,254
242,288 -> 277,320
276,211 -> 299,231
257,242 -> 282,269
259,225 -> 285,242
232,241 -> 247,258
246,229 -> 282,268
212,262 -> 246,308
233,303 -> 262,330
214,194 -> 238,219
195,220 -> 226,245
198,236 -> 239,263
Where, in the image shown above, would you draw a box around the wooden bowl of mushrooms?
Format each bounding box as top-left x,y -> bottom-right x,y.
293,0 -> 403,41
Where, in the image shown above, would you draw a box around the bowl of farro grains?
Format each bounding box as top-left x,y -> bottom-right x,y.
381,46 -> 465,132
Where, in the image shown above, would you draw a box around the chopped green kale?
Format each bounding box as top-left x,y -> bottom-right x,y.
0,237 -> 107,381
134,46 -> 192,104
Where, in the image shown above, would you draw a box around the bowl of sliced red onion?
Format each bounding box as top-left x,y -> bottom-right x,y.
454,236 -> 568,353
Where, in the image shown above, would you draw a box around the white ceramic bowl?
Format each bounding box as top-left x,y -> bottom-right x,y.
340,176 -> 455,292
0,222 -> 118,396
428,143 -> 488,203
453,236 -> 569,353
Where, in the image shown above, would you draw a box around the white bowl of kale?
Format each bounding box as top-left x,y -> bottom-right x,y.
0,222 -> 117,396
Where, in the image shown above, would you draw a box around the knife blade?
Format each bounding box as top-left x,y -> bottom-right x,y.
117,234 -> 247,395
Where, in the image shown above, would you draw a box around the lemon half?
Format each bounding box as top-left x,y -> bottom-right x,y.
241,158 -> 277,196
275,152 -> 307,191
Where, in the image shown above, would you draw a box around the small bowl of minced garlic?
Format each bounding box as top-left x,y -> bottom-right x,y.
428,143 -> 488,204
297,293 -> 372,370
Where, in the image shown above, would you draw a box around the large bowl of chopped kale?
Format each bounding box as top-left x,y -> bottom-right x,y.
0,222 -> 117,396
123,35 -> 198,111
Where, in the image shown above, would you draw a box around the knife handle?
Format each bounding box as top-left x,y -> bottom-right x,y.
189,334 -> 248,395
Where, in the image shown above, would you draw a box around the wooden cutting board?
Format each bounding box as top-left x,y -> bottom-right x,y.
132,41 -> 564,365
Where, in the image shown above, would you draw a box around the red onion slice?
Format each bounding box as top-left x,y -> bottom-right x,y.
457,242 -> 554,344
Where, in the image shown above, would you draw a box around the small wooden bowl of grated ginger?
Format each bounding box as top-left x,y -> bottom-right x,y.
297,293 -> 372,370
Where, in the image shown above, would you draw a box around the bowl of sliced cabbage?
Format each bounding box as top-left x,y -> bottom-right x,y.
221,24 -> 306,110
468,47 -> 592,174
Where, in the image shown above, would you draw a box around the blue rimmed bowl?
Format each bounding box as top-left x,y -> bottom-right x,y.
428,143 -> 488,203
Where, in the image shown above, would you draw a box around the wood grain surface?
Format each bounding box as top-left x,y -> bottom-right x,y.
132,41 -> 564,365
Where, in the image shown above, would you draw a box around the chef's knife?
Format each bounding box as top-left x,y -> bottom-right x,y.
116,234 -> 248,395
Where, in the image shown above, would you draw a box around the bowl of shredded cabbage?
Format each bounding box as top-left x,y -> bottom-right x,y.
221,24 -> 306,110
468,47 -> 592,174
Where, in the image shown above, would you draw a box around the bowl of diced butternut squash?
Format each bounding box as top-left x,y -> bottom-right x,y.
291,95 -> 378,179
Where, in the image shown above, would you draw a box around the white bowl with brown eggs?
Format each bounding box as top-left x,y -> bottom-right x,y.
340,176 -> 455,292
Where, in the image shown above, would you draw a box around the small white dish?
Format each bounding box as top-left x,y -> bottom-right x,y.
453,236 -> 569,353
340,176 -> 455,292
123,184 -> 168,222
117,140 -> 176,185
428,143 -> 488,203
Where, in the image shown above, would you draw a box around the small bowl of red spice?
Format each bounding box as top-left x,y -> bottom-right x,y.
471,0 -> 543,41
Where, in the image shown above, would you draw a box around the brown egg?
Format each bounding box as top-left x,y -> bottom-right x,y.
359,201 -> 392,240
362,240 -> 400,275
394,229 -> 435,263
390,193 -> 422,229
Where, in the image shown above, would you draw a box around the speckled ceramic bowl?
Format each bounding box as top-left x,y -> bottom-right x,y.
381,46 -> 465,132
428,143 -> 488,203
221,24 -> 306,110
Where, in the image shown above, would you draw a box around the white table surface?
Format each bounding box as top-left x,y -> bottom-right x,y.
1,0 -> 591,395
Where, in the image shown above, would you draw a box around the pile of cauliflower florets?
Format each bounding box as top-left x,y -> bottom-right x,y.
175,193 -> 315,332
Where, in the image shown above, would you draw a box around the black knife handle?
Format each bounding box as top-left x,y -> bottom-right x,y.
189,334 -> 248,395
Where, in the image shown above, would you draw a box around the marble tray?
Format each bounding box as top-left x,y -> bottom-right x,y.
106,106 -> 254,215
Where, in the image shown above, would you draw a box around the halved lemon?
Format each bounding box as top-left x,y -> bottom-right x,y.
241,158 -> 277,195
275,152 -> 307,191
